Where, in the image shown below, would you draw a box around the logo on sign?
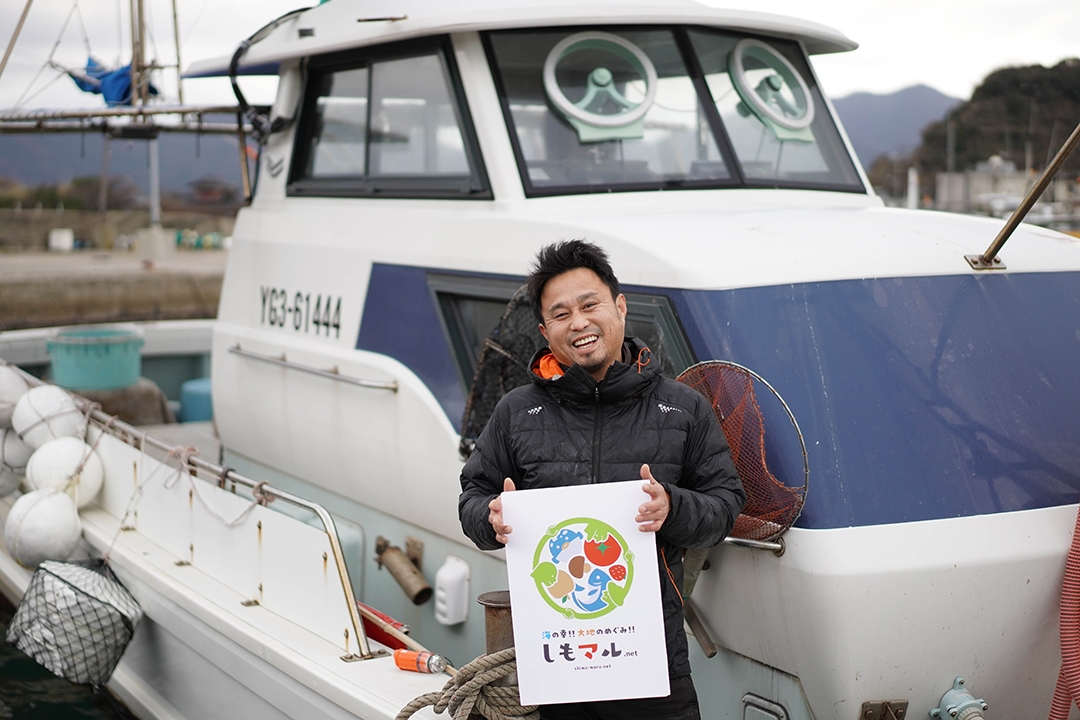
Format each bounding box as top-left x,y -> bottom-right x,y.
530,518 -> 634,619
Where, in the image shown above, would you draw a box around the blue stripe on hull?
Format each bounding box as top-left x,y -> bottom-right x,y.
359,265 -> 1080,529
671,272 -> 1080,529
356,263 -> 468,428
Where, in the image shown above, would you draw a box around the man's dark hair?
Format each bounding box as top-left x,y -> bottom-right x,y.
527,239 -> 620,324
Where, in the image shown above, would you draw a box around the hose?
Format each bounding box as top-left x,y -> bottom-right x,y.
395,647 -> 538,720
1049,503 -> 1080,719
228,7 -> 309,142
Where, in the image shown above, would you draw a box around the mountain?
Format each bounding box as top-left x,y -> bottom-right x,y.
912,59 -> 1080,176
832,84 -> 962,168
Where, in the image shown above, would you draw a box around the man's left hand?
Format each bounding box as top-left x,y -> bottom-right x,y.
636,463 -> 669,532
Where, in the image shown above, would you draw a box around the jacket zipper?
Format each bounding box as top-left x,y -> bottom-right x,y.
591,386 -> 602,483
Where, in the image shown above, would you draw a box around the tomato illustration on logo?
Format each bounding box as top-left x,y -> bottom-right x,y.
584,534 -> 621,566
531,517 -> 634,619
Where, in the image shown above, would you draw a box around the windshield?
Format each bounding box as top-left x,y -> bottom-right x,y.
485,26 -> 863,196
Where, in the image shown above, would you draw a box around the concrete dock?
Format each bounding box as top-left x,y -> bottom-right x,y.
0,248 -> 225,330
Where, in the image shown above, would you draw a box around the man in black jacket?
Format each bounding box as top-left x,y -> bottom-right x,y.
459,240 -> 745,720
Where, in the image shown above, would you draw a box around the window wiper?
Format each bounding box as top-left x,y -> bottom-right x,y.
967,119 -> 1080,270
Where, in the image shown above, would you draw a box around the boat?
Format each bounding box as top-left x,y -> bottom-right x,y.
4,0 -> 1080,718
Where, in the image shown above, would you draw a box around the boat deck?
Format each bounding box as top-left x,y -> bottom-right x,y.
140,421 -> 222,463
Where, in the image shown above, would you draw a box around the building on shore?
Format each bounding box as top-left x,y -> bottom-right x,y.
936,155 -> 1080,228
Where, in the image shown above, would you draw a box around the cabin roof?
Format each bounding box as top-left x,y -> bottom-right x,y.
185,0 -> 856,78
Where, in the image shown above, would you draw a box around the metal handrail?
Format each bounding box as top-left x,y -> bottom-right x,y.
84,406 -> 374,658
724,536 -> 784,554
7,357 -> 377,658
229,344 -> 398,391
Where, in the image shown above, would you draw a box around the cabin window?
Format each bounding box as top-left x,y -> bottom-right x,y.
289,38 -> 490,198
428,274 -> 695,392
484,26 -> 864,196
486,28 -> 733,194
687,29 -> 862,188
427,275 -> 527,391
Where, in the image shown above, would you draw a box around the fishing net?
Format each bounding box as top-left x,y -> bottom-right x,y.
6,559 -> 142,686
677,361 -> 807,541
459,286 -> 546,460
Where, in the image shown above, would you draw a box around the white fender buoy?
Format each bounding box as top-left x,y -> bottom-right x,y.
0,366 -> 29,428
25,437 -> 104,508
0,427 -> 33,497
4,489 -> 82,569
12,385 -> 85,450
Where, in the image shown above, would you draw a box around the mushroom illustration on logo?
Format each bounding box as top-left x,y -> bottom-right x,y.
530,517 -> 634,619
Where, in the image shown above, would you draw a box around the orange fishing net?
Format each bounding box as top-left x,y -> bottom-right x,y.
677,361 -> 806,541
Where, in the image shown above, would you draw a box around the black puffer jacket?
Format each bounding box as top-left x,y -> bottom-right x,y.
459,338 -> 745,679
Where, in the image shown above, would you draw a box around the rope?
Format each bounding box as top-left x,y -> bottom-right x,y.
251,481 -> 275,506
16,393 -> 86,443
15,0 -> 80,108
395,647 -> 538,720
74,1 -> 92,57
100,433 -> 270,562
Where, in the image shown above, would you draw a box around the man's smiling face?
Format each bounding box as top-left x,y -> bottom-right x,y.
539,267 -> 627,382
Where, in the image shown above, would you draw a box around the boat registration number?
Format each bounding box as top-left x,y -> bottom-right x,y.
259,286 -> 341,338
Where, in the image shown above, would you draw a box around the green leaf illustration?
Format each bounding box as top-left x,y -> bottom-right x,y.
583,520 -> 608,541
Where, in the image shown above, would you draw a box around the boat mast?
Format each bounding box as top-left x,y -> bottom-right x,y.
0,0 -> 35,83
171,0 -> 183,104
129,0 -> 139,107
128,0 -> 162,231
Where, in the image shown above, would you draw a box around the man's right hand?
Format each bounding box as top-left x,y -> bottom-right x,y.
488,477 -> 516,544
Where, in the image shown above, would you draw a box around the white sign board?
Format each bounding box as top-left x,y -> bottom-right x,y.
502,481 -> 670,705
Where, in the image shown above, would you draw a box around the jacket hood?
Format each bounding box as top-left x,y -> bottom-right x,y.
529,337 -> 659,403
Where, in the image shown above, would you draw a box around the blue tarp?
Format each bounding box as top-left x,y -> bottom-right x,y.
69,57 -> 158,106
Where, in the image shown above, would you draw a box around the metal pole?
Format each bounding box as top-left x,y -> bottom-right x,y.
0,104 -> 242,120
149,137 -> 161,227
0,0 -> 35,83
99,136 -> 110,212
129,0 -> 139,106
171,0 -> 183,104
969,119 -> 1080,269
137,0 -> 148,107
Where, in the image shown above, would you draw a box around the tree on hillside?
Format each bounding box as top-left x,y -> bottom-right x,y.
910,59 -> 1080,197
65,175 -> 140,210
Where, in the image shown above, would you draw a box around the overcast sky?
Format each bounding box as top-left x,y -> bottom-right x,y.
1,0 -> 1076,110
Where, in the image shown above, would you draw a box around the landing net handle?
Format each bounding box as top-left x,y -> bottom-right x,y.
677,360 -> 808,542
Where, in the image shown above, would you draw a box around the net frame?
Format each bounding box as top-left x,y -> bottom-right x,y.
677,360 -> 808,541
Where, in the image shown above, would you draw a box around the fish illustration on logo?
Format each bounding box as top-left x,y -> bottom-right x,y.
548,528 -> 583,564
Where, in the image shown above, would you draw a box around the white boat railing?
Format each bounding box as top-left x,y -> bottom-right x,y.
229,344 -> 399,391
85,406 -> 375,659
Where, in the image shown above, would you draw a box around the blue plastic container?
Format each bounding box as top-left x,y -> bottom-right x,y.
179,377 -> 213,423
47,327 -> 144,390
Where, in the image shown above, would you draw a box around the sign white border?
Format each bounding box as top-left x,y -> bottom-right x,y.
503,481 -> 670,705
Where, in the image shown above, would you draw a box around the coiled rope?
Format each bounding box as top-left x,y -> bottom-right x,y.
395,647 -> 538,720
